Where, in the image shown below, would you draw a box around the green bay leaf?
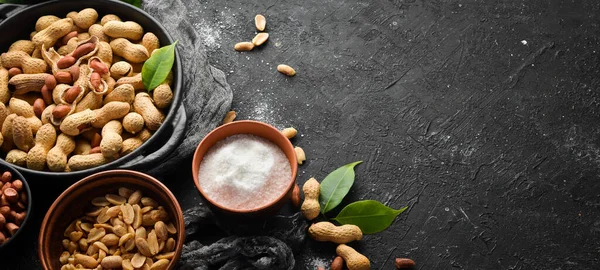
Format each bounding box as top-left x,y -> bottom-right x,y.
332,200 -> 407,234
120,0 -> 142,8
319,161 -> 362,214
142,40 -> 177,91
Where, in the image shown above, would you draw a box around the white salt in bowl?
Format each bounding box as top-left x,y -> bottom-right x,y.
191,120 -> 298,217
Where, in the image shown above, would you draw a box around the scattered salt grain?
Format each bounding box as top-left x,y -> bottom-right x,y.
197,134 -> 291,210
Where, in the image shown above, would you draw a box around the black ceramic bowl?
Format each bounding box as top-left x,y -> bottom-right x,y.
0,162 -> 32,251
0,0 -> 184,180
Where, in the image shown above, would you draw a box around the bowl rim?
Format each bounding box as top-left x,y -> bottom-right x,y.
37,169 -> 185,270
0,0 -> 183,177
0,163 -> 31,250
191,120 -> 298,214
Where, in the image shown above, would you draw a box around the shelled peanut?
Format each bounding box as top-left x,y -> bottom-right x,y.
59,187 -> 177,270
0,170 -> 28,245
0,8 -> 175,172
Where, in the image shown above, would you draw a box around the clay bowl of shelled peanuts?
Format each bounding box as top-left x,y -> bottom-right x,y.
0,161 -> 32,250
39,170 -> 185,270
0,0 -> 184,180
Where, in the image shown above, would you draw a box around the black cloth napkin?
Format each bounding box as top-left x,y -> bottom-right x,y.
180,203 -> 307,270
143,0 -> 233,174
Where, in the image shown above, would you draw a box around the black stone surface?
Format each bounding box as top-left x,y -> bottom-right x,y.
3,0 -> 600,269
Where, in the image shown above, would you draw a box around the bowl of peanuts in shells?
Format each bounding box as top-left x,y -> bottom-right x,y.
0,0 -> 184,180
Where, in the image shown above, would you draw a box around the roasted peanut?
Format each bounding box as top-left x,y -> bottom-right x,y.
123,112 -> 144,134
222,110 -> 236,124
133,93 -> 164,131
26,123 -> 56,170
103,21 -> 144,40
395,258 -> 416,269
73,8 -> 98,30
336,244 -> 370,270
35,15 -> 60,32
54,71 -> 73,84
73,139 -> 91,155
61,31 -> 78,45
45,74 -> 56,90
74,254 -> 98,268
60,85 -> 82,104
8,73 -> 49,95
255,14 -> 266,31
295,146 -> 306,164
120,137 -> 142,156
0,68 -> 9,104
7,67 -> 21,78
301,177 -> 320,220
109,61 -> 133,80
110,38 -> 149,63
89,58 -> 109,75
33,98 -> 45,118
92,101 -> 130,128
277,64 -> 296,76
52,104 -> 71,120
152,83 -> 173,109
116,73 -> 144,90
104,83 -> 134,104
142,32 -> 160,55
60,109 -> 95,136
252,33 -> 269,46
100,120 -> 123,157
56,55 -> 76,69
6,149 -> 26,166
101,256 -> 122,268
1,51 -> 47,74
1,114 -> 16,152
89,72 -> 102,92
331,256 -> 344,270
46,134 -> 75,172
291,184 -> 301,208
69,65 -> 80,82
12,116 -> 34,152
8,40 -> 35,55
32,18 -> 73,48
8,98 -> 42,133
234,42 -> 254,51
87,24 -> 109,43
75,91 -> 103,112
281,127 -> 297,139
308,222 -> 363,244
101,14 -> 121,25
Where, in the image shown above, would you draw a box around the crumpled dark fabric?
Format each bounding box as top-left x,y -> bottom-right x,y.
180,237 -> 295,270
142,0 -> 233,174
180,204 -> 308,270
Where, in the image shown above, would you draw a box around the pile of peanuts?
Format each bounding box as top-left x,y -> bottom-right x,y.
0,8 -> 173,172
0,170 -> 27,245
60,187 -> 177,270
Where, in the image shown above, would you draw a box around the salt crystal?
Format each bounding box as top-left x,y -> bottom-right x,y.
197,134 -> 291,210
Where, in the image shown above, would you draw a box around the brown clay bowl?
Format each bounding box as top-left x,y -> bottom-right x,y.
192,120 -> 298,218
38,170 -> 185,270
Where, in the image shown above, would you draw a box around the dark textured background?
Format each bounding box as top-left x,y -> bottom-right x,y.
3,0 -> 600,269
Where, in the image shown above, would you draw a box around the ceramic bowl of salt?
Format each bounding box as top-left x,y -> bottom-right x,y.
192,120 -> 298,217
